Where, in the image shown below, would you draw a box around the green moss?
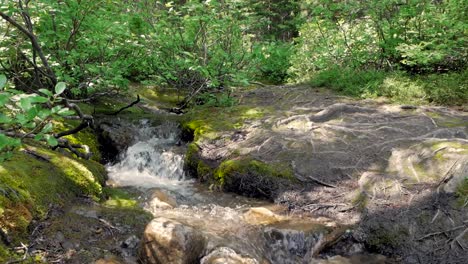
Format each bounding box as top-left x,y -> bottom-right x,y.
102,187 -> 138,209
181,105 -> 271,142
0,144 -> 106,252
184,143 -> 214,181
214,158 -> 294,187
351,191 -> 368,210
456,177 -> 468,207
138,86 -> 181,106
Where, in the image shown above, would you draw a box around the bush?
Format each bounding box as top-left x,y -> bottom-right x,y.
308,68 -> 467,106
423,71 -> 468,105
252,42 -> 293,84
309,67 -> 385,96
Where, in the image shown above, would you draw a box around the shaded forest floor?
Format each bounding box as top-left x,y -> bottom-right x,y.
183,84 -> 468,263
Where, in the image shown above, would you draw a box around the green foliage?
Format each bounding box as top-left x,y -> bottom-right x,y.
309,68 -> 386,96
195,92 -> 236,107
0,76 -> 75,159
309,68 -> 468,105
252,41 -> 293,83
290,0 -> 467,103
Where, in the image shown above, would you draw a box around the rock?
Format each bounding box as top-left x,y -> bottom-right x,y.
151,189 -> 178,207
146,196 -> 174,211
243,207 -> 285,225
139,217 -> 206,264
94,256 -> 124,264
54,231 -> 65,243
443,158 -> 468,193
121,235 -> 139,249
200,247 -> 259,264
263,220 -> 331,264
97,119 -> 135,161
313,254 -> 387,264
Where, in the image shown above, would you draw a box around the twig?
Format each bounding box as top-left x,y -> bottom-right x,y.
450,228 -> 468,250
416,225 -> 465,241
109,95 -> 140,115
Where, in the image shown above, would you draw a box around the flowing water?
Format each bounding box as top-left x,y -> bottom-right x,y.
105,120 -> 381,264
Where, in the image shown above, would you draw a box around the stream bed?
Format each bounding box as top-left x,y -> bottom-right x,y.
104,119 -> 386,264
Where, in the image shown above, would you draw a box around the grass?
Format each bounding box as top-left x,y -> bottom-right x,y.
309,68 -> 467,106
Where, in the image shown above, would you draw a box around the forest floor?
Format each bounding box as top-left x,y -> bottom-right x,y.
183,84 -> 468,263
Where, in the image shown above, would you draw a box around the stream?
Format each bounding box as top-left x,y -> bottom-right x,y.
105,119 -> 385,264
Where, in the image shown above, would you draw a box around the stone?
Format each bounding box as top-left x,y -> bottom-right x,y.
243,207 -> 285,225
200,247 -> 258,264
151,189 -> 177,207
146,196 -> 174,211
121,235 -> 139,249
139,217 -> 206,264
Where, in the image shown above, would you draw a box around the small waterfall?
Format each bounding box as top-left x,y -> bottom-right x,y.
106,120 -> 190,190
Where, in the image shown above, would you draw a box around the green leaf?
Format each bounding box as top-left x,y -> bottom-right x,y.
25,106 -> 39,120
37,109 -> 52,119
41,123 -> 53,133
54,82 -> 67,95
34,134 -> 43,141
51,106 -> 62,113
44,135 -> 58,147
0,113 -> 12,124
57,108 -> 75,116
19,98 -> 33,111
0,75 -> 6,89
0,93 -> 10,107
30,95 -> 49,103
38,89 -> 53,97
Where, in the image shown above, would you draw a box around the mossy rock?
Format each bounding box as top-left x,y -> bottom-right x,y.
184,143 -> 214,182
214,158 -> 296,200
0,144 -> 106,260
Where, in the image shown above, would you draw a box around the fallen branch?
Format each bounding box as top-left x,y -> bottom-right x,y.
292,162 -> 337,188
109,95 -> 140,115
415,225 -> 465,241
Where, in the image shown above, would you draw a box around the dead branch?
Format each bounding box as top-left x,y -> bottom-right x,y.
109,95 -> 141,115
415,225 -> 465,241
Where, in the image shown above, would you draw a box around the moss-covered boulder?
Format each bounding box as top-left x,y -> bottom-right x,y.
0,143 -> 106,262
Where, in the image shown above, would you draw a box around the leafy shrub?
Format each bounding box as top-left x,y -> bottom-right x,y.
252,41 -> 293,84
423,71 -> 468,105
0,75 -> 75,159
195,92 -> 236,107
309,67 -> 385,96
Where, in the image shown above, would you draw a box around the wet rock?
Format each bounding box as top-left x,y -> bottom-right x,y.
94,256 -> 124,264
121,235 -> 139,249
139,217 -> 206,264
200,247 -> 259,264
151,189 -> 178,207
263,220 -> 331,264
146,196 -> 174,211
97,119 -> 135,161
313,254 -> 387,264
72,207 -> 99,219
243,207 -> 285,225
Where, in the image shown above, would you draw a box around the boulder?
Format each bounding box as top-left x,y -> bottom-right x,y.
139,217 -> 205,264
243,207 -> 285,225
200,247 -> 258,264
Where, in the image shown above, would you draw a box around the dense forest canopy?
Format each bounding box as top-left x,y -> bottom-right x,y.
0,0 -> 466,157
